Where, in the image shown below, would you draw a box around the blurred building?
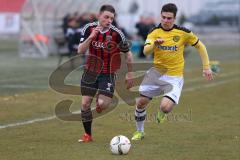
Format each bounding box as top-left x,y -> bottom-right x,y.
0,0 -> 25,34
19,0 -> 104,58
18,0 -> 163,58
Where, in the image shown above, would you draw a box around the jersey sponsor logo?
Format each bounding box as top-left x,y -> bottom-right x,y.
91,40 -> 131,52
158,45 -> 178,51
173,36 -> 180,42
91,40 -> 119,52
92,41 -> 107,49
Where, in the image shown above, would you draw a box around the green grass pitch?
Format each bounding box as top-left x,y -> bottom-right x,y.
0,40 -> 239,160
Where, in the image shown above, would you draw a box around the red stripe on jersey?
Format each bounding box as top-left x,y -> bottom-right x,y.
109,31 -> 121,73
96,33 -> 104,73
86,26 -> 99,73
86,27 -> 123,74
101,32 -> 108,73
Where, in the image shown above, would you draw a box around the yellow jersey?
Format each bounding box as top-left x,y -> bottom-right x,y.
145,24 -> 199,77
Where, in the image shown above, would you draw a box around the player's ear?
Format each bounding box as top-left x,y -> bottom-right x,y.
173,15 -> 177,20
97,12 -> 101,19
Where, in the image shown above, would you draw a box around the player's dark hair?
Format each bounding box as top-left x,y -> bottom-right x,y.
161,3 -> 178,17
100,4 -> 115,15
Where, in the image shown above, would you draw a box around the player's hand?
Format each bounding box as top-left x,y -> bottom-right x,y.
154,38 -> 164,46
89,26 -> 102,39
125,72 -> 134,90
203,69 -> 213,81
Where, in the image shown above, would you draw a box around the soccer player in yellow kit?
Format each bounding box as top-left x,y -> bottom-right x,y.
132,3 -> 213,140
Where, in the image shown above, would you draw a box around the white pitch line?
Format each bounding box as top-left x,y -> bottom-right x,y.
185,71 -> 239,83
0,84 -> 48,89
183,78 -> 239,92
0,71 -> 238,89
0,77 -> 239,130
0,74 -> 47,83
0,116 -> 56,129
0,66 -> 200,83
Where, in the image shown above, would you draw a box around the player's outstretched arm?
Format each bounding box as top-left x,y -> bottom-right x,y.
194,40 -> 213,81
125,51 -> 134,89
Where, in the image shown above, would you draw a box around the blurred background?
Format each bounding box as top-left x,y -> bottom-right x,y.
0,0 -> 239,58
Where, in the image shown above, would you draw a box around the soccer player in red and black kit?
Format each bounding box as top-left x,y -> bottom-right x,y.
77,4 -> 134,142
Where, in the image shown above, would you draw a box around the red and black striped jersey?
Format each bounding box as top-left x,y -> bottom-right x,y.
80,22 -> 129,74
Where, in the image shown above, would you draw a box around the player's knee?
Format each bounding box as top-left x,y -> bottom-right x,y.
160,103 -> 173,113
97,98 -> 110,108
97,101 -> 105,108
160,105 -> 171,113
136,97 -> 149,109
82,100 -> 91,109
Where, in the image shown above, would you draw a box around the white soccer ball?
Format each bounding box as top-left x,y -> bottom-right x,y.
110,135 -> 131,155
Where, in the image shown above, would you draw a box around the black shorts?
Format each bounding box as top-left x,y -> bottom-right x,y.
80,70 -> 115,98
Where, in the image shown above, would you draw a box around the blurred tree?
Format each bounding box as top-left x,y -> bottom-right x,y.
128,1 -> 139,14
207,15 -> 220,25
179,13 -> 186,25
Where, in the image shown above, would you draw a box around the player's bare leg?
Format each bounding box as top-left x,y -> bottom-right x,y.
157,96 -> 175,123
95,94 -> 112,113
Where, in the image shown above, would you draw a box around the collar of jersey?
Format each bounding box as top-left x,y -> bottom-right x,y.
97,21 -> 111,34
158,23 -> 176,31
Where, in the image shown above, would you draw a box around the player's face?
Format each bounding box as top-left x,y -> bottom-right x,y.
98,11 -> 115,28
160,12 -> 175,30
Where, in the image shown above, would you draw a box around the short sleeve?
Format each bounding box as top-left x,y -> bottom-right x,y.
144,31 -> 156,46
79,25 -> 91,43
185,31 -> 199,46
116,30 -> 130,53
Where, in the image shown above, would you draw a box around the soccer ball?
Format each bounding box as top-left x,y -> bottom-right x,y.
110,135 -> 131,155
210,60 -> 220,73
